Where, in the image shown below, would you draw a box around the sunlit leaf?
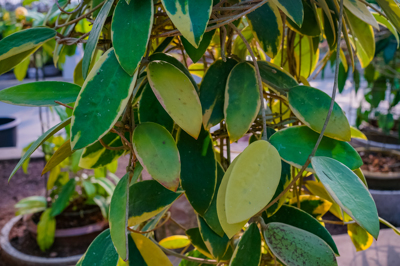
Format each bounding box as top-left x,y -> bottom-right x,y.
270,0 -> 304,27
344,0 -> 378,29
159,235 -> 191,249
42,140 -> 73,175
131,233 -> 173,266
347,223 -> 373,252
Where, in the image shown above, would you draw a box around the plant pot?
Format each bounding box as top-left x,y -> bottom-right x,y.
0,117 -> 19,147
357,147 -> 400,226
353,124 -> 400,150
1,216 -> 82,266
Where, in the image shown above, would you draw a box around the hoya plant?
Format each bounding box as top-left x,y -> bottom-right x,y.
1,0 -> 400,265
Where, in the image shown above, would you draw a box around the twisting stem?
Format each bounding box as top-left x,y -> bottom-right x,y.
254,0 -> 345,217
228,22 -> 267,141
127,212 -> 171,234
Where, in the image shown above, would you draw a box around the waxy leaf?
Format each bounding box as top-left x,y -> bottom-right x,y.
147,60 -> 202,139
0,27 -> 56,75
181,30 -> 216,63
311,156 -> 379,239
217,157 -> 248,239
139,83 -> 174,132
109,173 -> 129,260
178,128 -> 216,216
112,0 -> 153,75
9,118 -> 71,182
50,178 -> 76,217
132,122 -> 180,191
347,223 -> 373,252
200,58 -> 238,130
247,1 -> 282,58
224,62 -> 260,142
71,48 -> 138,150
76,229 -> 119,266
270,126 -> 362,172
262,204 -> 339,255
161,0 -> 213,47
287,0 -> 320,37
264,223 -> 337,266
198,216 -> 230,261
373,13 -> 399,46
257,60 -> 298,96
159,235 -> 191,249
128,180 -> 181,226
270,0 -> 304,27
343,0 -> 379,29
230,223 -> 261,266
226,140 -> 281,223
375,0 -> 400,35
202,163 -> 225,237
351,126 -> 367,140
82,0 -> 114,79
266,160 -> 291,217
149,52 -> 199,92
42,140 -> 73,175
288,85 -> 351,141
186,228 -> 213,258
346,10 -> 375,68
13,56 -> 30,81
131,233 -> 173,266
79,131 -> 125,169
0,81 -> 80,107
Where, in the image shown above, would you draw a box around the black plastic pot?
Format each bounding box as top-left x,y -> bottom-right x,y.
0,117 -> 19,147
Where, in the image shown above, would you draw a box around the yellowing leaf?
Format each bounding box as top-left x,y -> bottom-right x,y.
159,235 -> 190,249
147,60 -> 202,139
131,233 -> 173,266
348,223 -> 374,252
344,0 -> 379,29
350,126 -> 367,140
226,140 -> 281,224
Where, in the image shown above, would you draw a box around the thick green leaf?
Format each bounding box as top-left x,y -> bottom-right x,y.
139,83 -> 174,132
178,127 -> 216,216
179,250 -> 208,266
50,178 -> 76,217
0,27 -> 56,75
42,140 -> 73,175
132,122 -> 180,191
264,223 -> 337,266
375,0 -> 400,35
79,131 -> 125,169
247,2 -> 282,58
148,52 -> 199,92
347,223 -> 373,252
109,173 -> 129,260
265,160 -> 291,217
0,81 -> 80,107
76,229 -> 119,266
181,30 -> 215,63
338,62 -> 348,93
198,216 -> 230,261
37,209 -> 56,251
112,0 -> 153,75
262,204 -> 339,255
270,126 -> 362,172
8,118 -> 71,182
147,60 -> 202,138
226,140 -> 281,223
288,85 -> 351,141
311,156 -> 379,239
287,0 -> 320,37
346,10 -> 375,68
128,180 -> 181,226
202,163 -> 225,237
161,0 -> 213,47
270,0 -> 304,27
200,58 -> 238,130
13,56 -> 30,81
224,62 -> 260,142
71,48 -> 138,150
217,156 -> 248,239
344,0 -> 378,29
257,60 -> 298,96
230,223 -> 261,266
131,233 -> 173,266
82,0 -> 114,78
186,228 -> 213,258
